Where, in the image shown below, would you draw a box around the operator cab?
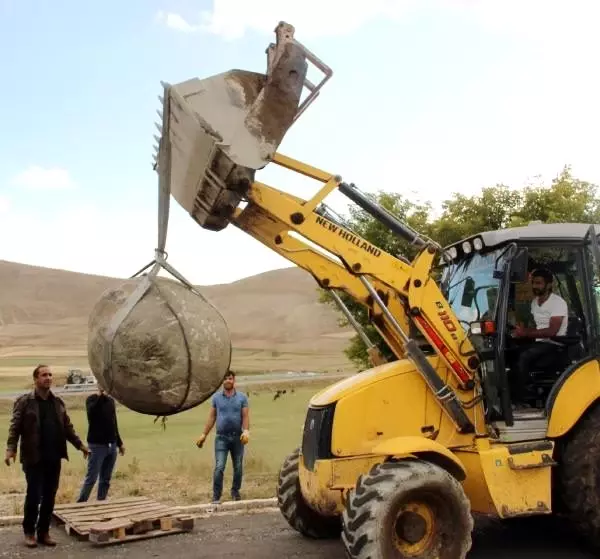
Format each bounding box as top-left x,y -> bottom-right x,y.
506,254 -> 586,408
441,223 -> 600,429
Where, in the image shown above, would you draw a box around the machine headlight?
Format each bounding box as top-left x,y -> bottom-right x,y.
473,237 -> 483,251
462,241 -> 472,254
469,323 -> 482,335
449,247 -> 458,259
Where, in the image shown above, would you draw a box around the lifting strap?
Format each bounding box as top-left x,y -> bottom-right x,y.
101,82 -> 201,412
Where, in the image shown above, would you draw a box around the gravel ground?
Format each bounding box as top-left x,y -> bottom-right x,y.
0,510 -> 595,559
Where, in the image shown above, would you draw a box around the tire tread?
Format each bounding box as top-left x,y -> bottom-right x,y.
277,448 -> 342,540
558,403 -> 600,549
341,458 -> 473,559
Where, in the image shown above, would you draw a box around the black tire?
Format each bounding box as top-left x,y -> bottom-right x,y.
558,402 -> 600,550
342,459 -> 473,559
277,448 -> 342,539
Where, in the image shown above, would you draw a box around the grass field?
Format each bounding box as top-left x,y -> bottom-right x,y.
0,382 -> 335,516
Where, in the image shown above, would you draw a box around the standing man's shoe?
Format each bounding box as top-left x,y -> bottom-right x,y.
231,492 -> 241,501
37,533 -> 57,546
24,534 -> 37,548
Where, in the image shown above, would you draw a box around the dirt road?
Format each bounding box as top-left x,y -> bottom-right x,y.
0,510 -> 595,558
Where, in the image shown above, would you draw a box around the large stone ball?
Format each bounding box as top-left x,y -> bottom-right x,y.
87,275 -> 231,416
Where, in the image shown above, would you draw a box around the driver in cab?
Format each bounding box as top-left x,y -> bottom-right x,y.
511,268 -> 569,402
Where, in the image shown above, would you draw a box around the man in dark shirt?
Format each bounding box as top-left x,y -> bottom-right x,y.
5,364 -> 88,548
76,387 -> 124,502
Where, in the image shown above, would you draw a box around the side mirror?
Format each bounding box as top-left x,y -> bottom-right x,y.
461,277 -> 476,307
510,248 -> 529,283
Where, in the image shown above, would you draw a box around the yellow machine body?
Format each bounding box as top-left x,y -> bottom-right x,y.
150,21 -> 600,556
293,356 -> 600,521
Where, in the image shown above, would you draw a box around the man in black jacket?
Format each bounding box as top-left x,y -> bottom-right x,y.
5,364 -> 88,548
76,387 -> 125,502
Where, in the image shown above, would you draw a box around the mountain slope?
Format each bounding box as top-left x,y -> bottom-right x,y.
0,260 -> 353,357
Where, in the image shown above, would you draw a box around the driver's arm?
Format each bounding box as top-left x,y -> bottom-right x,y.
518,297 -> 568,339
519,315 -> 565,338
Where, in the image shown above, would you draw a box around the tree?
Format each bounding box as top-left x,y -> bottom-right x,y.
515,166 -> 600,225
433,185 -> 523,246
319,166 -> 600,370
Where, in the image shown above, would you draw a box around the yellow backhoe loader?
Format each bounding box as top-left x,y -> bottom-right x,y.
151,22 -> 600,558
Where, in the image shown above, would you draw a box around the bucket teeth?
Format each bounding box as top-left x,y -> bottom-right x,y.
153,87 -> 168,170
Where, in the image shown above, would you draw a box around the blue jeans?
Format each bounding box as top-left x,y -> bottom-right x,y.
213,434 -> 244,501
77,443 -> 118,502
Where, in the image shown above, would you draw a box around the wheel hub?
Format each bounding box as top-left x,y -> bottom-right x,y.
392,502 -> 435,556
395,511 -> 427,544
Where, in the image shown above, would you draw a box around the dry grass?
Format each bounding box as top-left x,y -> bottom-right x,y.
0,260 -> 354,362
0,383 -> 334,515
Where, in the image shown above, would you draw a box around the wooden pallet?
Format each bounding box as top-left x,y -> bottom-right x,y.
52,496 -> 195,546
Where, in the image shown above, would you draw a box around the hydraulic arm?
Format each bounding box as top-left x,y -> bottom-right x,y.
152,21 -> 480,434
229,153 -> 479,433
232,189 -> 404,366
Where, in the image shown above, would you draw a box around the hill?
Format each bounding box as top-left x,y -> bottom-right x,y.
0,260 -> 354,367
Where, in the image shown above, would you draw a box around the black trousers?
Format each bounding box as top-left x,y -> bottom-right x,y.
512,342 -> 562,401
22,460 -> 61,537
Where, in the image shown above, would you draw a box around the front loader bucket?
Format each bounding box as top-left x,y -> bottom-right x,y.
153,21 -> 332,231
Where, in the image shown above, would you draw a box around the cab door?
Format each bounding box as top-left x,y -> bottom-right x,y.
489,244 -> 528,426
584,225 -> 600,354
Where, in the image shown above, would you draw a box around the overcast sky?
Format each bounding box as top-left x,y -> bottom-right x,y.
1,0 -> 599,285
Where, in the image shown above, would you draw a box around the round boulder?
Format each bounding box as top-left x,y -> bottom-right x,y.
87,275 -> 231,416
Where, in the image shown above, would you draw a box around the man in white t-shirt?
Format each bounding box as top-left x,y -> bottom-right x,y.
511,268 -> 569,402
